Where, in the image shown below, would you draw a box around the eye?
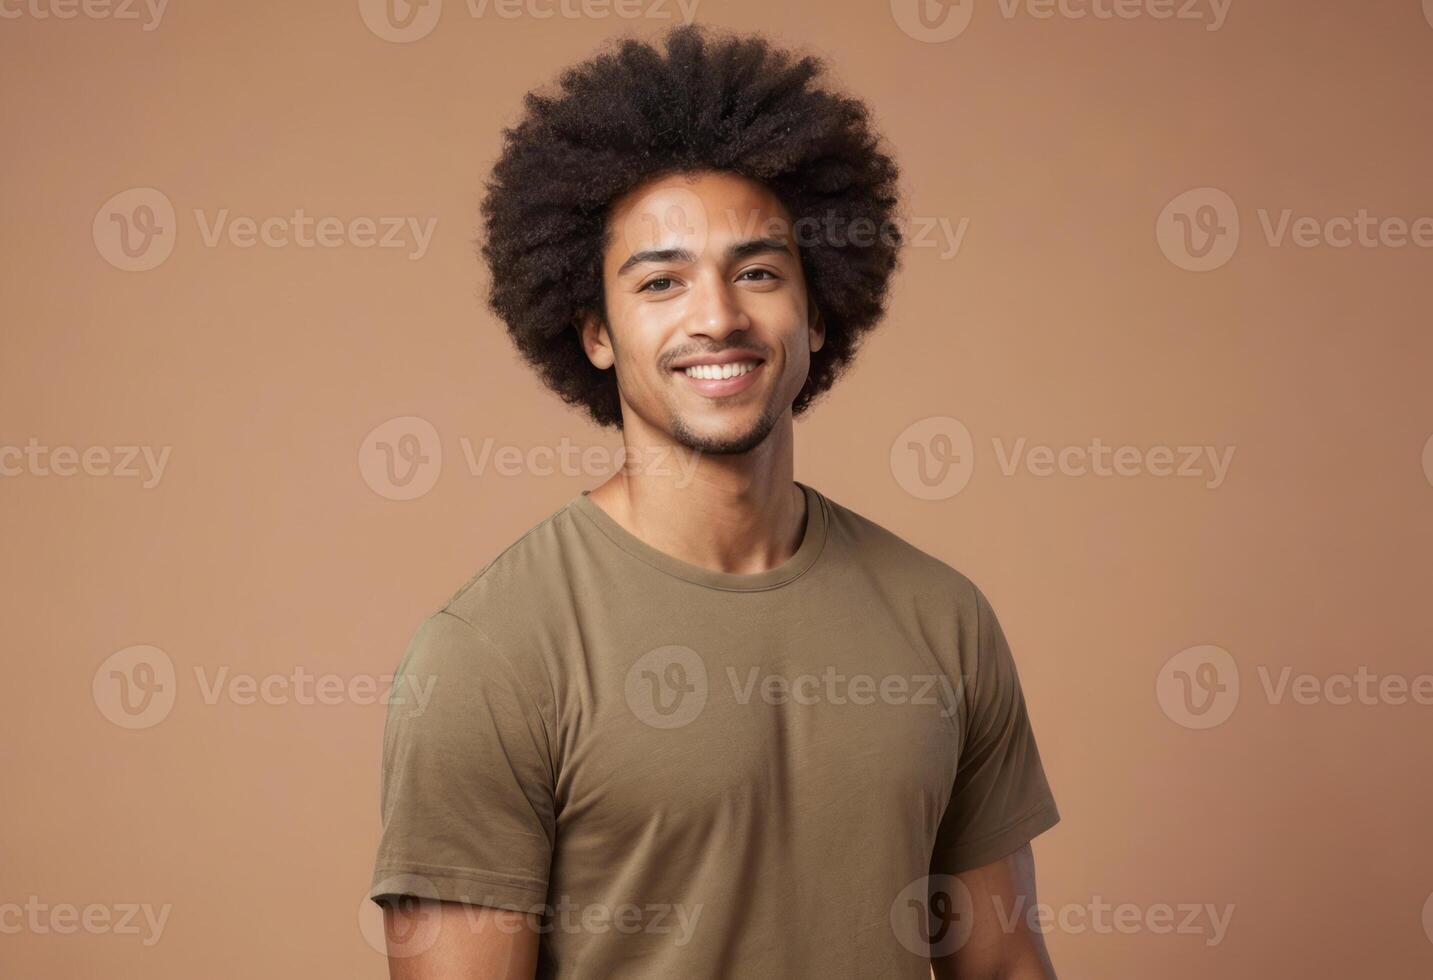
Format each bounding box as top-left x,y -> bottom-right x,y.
640,276 -> 677,293
738,268 -> 779,282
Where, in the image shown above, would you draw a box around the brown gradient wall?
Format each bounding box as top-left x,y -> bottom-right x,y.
3,0 -> 1431,977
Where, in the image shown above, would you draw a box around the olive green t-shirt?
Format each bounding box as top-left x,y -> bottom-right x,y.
369,482 -> 1059,977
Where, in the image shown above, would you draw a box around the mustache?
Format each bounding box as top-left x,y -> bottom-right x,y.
661,342 -> 767,370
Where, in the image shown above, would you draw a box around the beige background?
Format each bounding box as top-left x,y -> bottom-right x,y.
4,0 -> 1432,976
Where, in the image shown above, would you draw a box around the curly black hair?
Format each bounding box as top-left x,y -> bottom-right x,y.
478,24 -> 903,429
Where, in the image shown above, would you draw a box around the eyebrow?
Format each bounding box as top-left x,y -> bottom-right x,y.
616,237 -> 793,277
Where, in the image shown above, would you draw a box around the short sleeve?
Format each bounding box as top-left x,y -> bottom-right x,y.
368,609 -> 555,912
931,586 -> 1059,875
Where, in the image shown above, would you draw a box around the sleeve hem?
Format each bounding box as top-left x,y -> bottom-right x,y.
931,799 -> 1061,876
369,863 -> 549,914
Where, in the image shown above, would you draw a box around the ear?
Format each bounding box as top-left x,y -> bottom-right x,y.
577,309 -> 615,370
807,299 -> 826,354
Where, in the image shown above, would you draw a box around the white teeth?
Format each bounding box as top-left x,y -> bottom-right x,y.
683,361 -> 758,380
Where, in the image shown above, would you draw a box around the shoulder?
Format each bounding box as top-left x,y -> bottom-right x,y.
815,485 -> 984,610
437,499 -> 584,632
398,499 -> 586,686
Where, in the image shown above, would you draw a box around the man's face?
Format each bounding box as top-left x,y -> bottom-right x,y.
581,170 -> 823,455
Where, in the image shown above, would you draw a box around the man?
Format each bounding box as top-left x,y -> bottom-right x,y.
369,25 -> 1060,979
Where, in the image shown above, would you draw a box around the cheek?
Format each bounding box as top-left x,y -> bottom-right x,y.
608,310 -> 669,385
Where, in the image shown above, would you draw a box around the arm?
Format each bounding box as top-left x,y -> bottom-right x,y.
368,612 -> 557,979
385,899 -> 541,980
930,843 -> 1056,980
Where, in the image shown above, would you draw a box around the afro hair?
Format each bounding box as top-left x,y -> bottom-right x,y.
478,24 -> 903,428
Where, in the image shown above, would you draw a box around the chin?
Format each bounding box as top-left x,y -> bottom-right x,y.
669,407 -> 779,456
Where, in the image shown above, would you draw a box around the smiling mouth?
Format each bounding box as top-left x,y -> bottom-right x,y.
679,360 -> 761,380
673,359 -> 765,396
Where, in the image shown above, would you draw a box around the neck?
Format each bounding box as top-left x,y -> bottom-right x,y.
585,411 -> 807,576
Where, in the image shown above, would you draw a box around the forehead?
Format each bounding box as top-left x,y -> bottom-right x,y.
606,170 -> 793,257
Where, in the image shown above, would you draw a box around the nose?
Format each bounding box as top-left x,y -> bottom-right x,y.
685,272 -> 751,341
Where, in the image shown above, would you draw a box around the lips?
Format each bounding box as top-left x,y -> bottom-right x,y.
674,358 -> 764,397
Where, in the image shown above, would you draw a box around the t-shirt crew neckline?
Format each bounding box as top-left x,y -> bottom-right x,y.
570,481 -> 828,593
